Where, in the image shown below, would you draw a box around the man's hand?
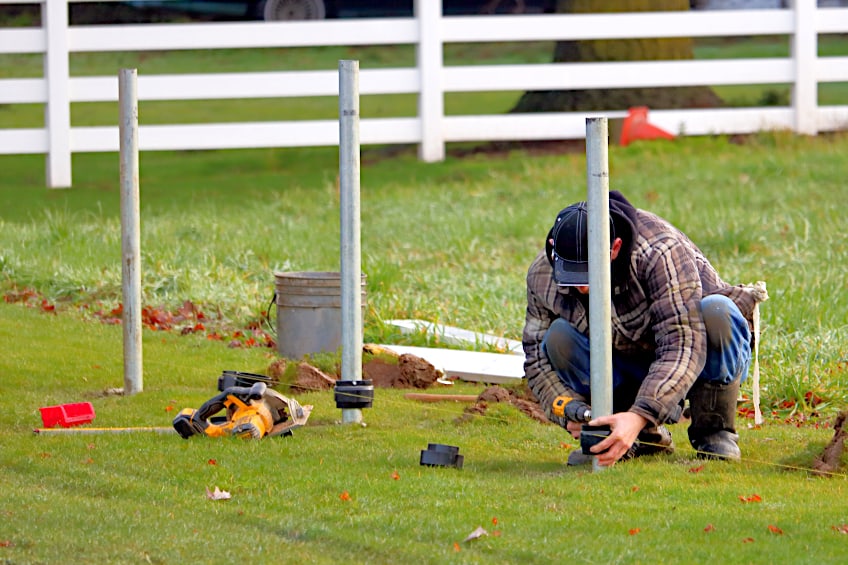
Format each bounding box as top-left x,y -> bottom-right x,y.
586,412 -> 648,467
565,420 -> 582,440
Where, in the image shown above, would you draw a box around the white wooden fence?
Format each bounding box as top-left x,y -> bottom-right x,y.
1,0 -> 848,188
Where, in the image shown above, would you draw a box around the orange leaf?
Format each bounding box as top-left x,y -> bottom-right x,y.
704,524 -> 715,532
339,490 -> 351,501
688,464 -> 705,473
739,494 -> 762,503
391,470 -> 400,480
492,517 -> 498,526
832,524 -> 848,534
768,525 -> 784,535
629,528 -> 641,536
492,530 -> 501,537
743,537 -> 755,543
453,542 -> 461,552
631,486 -> 639,492
207,459 -> 217,465
0,540 -> 14,548
165,405 -> 174,412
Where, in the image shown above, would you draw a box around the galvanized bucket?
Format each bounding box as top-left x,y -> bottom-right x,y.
274,271 -> 366,359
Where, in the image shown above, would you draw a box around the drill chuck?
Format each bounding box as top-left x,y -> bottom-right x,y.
552,395 -> 592,423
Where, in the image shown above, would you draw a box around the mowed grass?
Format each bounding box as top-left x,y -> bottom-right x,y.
1,30 -> 848,563
1,303 -> 847,564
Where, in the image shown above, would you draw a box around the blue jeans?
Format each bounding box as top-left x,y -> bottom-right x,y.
542,295 -> 751,410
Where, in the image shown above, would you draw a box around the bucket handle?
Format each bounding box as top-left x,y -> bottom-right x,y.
264,292 -> 277,337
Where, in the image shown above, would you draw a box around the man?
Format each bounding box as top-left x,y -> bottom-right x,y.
523,191 -> 765,466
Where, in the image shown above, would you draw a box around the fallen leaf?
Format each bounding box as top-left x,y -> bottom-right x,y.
631,486 -> 639,492
739,494 -> 762,503
0,540 -> 14,548
206,486 -> 231,501
207,459 -> 217,466
453,542 -> 461,552
463,526 -> 488,542
629,528 -> 641,536
832,524 -> 848,534
768,525 -> 784,535
391,470 -> 400,480
339,490 -> 351,501
492,517 -> 498,526
742,537 -> 755,543
492,530 -> 501,537
165,405 -> 174,412
688,464 -> 705,473
704,524 -> 715,532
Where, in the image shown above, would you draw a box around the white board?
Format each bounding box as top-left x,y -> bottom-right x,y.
386,319 -> 523,355
379,344 -> 525,384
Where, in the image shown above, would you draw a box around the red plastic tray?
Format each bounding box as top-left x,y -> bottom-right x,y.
39,402 -> 95,428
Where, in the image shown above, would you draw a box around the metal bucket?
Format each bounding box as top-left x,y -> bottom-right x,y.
274,271 -> 366,359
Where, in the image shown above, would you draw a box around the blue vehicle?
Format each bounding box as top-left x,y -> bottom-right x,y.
123,1 -> 555,21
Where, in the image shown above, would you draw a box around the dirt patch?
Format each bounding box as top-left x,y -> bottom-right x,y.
455,385 -> 550,425
271,348 -> 549,426
812,409 -> 847,477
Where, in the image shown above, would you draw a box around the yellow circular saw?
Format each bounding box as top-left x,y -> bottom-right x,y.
173,381 -> 312,440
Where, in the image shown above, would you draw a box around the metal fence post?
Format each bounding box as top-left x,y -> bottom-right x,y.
338,60 -> 364,423
119,68 -> 143,395
586,117 -> 612,472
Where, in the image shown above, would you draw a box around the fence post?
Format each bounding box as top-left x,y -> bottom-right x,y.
42,0 -> 72,188
585,117 -> 613,472
338,60 -> 364,424
415,0 -> 445,162
119,69 -> 143,395
791,0 -> 818,135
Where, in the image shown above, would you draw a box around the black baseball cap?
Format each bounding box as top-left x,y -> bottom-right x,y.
548,202 -> 615,287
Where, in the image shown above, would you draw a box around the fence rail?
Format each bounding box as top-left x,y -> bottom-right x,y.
1,0 -> 847,187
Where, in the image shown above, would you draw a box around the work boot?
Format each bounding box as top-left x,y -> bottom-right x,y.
621,425 -> 675,461
687,379 -> 742,461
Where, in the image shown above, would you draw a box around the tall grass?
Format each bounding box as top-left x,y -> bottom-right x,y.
1,131 -> 848,415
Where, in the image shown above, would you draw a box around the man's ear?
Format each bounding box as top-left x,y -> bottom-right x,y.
610,237 -> 623,260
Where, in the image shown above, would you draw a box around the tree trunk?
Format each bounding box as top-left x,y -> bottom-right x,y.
511,0 -> 722,113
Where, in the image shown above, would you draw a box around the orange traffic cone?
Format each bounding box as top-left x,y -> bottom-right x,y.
619,106 -> 675,147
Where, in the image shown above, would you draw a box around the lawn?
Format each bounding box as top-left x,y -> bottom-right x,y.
1,22 -> 847,563
1,129 -> 848,563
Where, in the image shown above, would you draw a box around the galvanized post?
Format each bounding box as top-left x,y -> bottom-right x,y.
119,68 -> 142,395
338,60 -> 363,424
585,117 -> 612,471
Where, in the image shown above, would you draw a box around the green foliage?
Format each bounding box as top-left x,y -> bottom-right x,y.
1,305 -> 847,564
1,37 -> 848,562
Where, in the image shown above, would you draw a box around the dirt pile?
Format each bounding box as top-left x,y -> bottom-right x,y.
812,409 -> 847,476
266,346 -> 548,425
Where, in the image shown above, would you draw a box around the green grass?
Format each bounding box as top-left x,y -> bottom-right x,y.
1,303 -> 847,564
2,131 -> 848,413
2,34 -> 848,563
3,36 -> 848,129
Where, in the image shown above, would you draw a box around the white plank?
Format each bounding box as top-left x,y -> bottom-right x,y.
387,319 -> 522,354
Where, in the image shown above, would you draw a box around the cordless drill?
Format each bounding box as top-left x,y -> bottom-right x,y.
552,395 -> 610,455
552,395 -> 592,423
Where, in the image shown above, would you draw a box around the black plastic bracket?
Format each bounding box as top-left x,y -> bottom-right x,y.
420,443 -> 463,468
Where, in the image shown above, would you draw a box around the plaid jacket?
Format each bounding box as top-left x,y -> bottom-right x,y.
523,192 -> 761,428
